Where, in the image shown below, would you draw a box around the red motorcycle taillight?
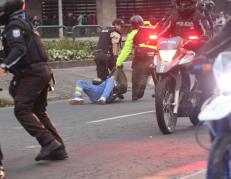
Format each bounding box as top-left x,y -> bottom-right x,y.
188,35 -> 199,40
149,35 -> 158,40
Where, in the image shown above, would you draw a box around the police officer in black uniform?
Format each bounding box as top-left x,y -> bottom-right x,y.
95,18 -> 124,81
159,0 -> 208,48
0,0 -> 67,161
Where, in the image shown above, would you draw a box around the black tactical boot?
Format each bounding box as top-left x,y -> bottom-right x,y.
35,140 -> 62,161
45,145 -> 68,160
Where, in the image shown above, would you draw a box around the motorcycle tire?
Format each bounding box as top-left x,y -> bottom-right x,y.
207,135 -> 231,179
155,76 -> 177,134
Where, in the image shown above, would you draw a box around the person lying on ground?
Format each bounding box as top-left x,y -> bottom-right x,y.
69,76 -> 124,105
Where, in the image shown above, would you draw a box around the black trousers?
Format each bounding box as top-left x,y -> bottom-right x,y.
94,51 -> 115,81
9,63 -> 64,147
132,57 -> 153,99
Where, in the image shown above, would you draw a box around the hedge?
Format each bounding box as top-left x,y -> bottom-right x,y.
43,38 -> 96,61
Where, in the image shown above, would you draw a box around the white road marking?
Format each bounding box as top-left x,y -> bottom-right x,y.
25,145 -> 40,149
180,169 -> 206,179
87,110 -> 155,124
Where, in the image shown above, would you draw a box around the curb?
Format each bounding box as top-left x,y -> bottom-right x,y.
48,57 -> 133,69
48,59 -> 95,69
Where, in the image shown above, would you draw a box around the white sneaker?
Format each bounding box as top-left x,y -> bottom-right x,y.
0,166 -> 5,179
69,98 -> 84,105
97,97 -> 106,105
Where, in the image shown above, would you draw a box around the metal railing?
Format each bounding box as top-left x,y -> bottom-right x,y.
34,25 -> 104,39
35,25 -> 69,38
34,24 -> 131,39
71,25 -> 103,40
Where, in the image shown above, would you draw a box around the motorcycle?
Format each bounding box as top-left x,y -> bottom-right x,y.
198,52 -> 231,179
154,36 -> 202,134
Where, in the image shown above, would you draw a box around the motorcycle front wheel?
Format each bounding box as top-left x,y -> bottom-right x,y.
155,76 -> 177,134
207,135 -> 231,179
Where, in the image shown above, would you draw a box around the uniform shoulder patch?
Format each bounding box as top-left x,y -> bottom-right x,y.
12,29 -> 21,38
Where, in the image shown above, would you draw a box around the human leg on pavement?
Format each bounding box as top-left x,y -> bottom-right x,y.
12,72 -> 63,161
70,80 -> 105,104
33,85 -> 64,145
98,77 -> 115,104
132,60 -> 150,100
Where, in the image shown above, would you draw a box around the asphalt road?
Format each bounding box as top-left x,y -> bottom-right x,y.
0,89 -> 210,179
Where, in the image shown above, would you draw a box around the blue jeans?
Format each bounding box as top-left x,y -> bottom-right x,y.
74,77 -> 115,103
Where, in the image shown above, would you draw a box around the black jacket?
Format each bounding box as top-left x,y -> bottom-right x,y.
2,16 -> 48,75
96,26 -> 121,54
158,10 -> 207,39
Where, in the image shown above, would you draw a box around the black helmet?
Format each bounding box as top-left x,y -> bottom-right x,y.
130,15 -> 143,29
0,0 -> 24,24
174,0 -> 198,14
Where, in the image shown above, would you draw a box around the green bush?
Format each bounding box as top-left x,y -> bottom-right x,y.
43,38 -> 96,61
0,98 -> 13,107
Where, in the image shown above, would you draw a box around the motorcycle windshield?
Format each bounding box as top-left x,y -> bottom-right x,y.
157,36 -> 182,50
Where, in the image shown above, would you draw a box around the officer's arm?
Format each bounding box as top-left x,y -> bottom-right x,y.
196,14 -> 210,38
158,15 -> 174,37
2,25 -> 27,69
204,10 -> 214,32
116,30 -> 138,66
197,19 -> 231,59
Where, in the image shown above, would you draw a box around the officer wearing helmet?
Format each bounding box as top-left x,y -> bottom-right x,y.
95,18 -> 124,81
159,0 -> 209,48
0,0 -> 67,161
116,15 -> 154,101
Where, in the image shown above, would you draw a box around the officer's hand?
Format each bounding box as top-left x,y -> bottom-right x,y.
0,68 -> 5,79
116,63 -> 123,69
